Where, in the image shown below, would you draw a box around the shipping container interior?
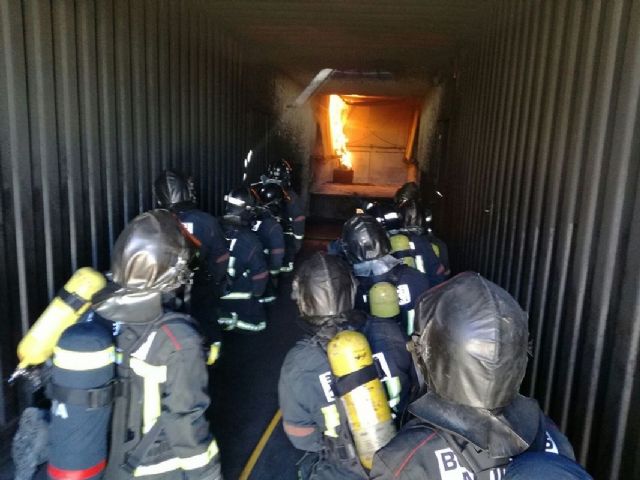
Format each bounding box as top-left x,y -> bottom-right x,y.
1,0 -> 640,478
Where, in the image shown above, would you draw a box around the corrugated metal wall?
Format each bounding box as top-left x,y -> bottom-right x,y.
0,0 -> 267,429
445,0 -> 640,477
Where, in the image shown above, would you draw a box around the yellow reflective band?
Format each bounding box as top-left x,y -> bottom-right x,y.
321,404 -> 340,438
235,320 -> 266,332
407,309 -> 416,336
207,343 -> 221,366
385,377 -> 402,409
130,357 -> 167,433
218,313 -> 239,330
227,256 -> 237,277
432,243 -> 441,258
134,439 -> 219,477
221,291 -> 252,300
53,346 -> 115,371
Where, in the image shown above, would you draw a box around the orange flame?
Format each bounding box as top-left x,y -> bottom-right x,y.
329,95 -> 352,169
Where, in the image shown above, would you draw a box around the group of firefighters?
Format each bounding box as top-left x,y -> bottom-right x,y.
11,162 -> 592,480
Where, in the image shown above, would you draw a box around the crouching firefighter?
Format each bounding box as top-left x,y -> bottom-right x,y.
370,273 -> 576,479
278,253 -> 412,479
94,209 -> 222,479
218,187 -> 269,332
341,215 -> 430,336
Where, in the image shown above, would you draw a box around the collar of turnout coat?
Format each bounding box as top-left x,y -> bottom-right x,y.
408,391 -> 542,458
94,288 -> 164,324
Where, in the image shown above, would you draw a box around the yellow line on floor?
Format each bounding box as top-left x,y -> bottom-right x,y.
239,409 -> 283,480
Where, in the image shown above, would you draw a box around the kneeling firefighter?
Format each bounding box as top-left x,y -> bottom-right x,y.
341,215 -> 431,336
94,210 -> 222,479
278,253 -> 413,479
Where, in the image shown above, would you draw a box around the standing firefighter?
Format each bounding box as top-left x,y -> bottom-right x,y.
278,253 -> 412,479
154,169 -> 230,363
251,186 -> 285,303
264,159 -> 305,272
218,187 -> 269,332
370,272 -> 576,479
95,210 -> 221,479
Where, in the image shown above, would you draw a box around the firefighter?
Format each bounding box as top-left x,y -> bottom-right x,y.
397,201 -> 447,285
255,183 -> 289,281
423,207 -> 451,277
154,169 -> 229,363
370,272 -> 576,479
94,209 -> 221,479
364,200 -> 445,286
278,252 -> 412,479
395,182 -> 450,278
263,159 -> 305,272
218,187 -> 269,332
340,215 -> 430,336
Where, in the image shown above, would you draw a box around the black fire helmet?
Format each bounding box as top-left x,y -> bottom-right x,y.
364,201 -> 404,232
267,159 -> 293,187
292,252 -> 356,326
394,181 -> 421,207
341,215 -> 391,264
256,182 -> 287,214
399,201 -> 427,232
223,186 -> 257,222
154,169 -> 193,208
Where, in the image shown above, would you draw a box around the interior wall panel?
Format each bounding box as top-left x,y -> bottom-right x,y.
445,1 -> 640,477
0,0 -> 257,430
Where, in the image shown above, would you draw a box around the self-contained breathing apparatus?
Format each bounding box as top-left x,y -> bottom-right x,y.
290,254 -> 398,477
13,210 -> 220,480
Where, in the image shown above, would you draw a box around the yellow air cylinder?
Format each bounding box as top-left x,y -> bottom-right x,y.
327,330 -> 396,470
369,282 -> 400,319
16,267 -> 106,369
389,234 -> 416,268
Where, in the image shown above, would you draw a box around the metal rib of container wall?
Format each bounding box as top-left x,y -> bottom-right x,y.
0,0 -> 256,430
445,0 -> 640,477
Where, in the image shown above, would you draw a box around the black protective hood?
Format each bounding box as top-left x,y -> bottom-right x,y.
400,201 -> 426,232
341,215 -> 391,264
154,169 -> 193,208
394,181 -> 420,207
292,252 -> 356,327
413,272 -> 529,410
